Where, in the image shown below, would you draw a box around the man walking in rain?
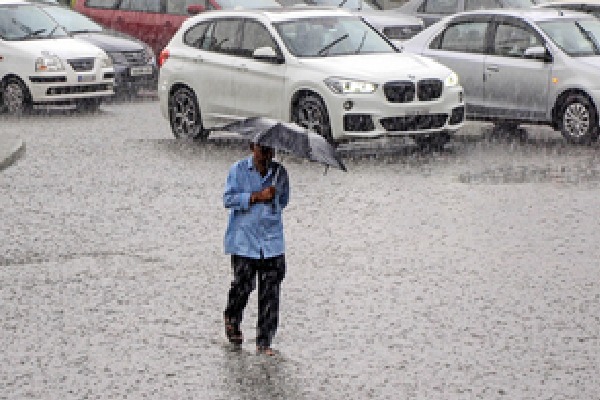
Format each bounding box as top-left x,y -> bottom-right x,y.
222,141 -> 289,356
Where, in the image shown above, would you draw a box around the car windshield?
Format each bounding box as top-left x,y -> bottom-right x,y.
41,5 -> 103,33
539,18 -> 600,56
218,0 -> 282,8
274,16 -> 395,57
504,0 -> 536,7
0,4 -> 68,40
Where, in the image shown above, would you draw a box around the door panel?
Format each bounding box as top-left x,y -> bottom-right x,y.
484,22 -> 551,121
233,20 -> 286,120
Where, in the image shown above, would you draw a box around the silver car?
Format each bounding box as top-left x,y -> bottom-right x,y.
537,1 -> 600,18
402,8 -> 600,143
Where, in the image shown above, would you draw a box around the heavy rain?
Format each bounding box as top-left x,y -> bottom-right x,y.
1,0 -> 600,399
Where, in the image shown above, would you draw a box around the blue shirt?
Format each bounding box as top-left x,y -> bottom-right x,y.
223,156 -> 290,259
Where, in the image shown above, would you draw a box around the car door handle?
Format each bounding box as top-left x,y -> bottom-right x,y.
486,65 -> 499,72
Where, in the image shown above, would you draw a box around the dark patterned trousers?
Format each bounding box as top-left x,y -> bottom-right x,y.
224,254 -> 286,347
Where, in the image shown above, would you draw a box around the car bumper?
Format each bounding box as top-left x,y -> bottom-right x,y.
113,64 -> 158,93
325,85 -> 466,141
27,68 -> 114,103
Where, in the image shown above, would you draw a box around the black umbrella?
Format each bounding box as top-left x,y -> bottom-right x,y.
218,117 -> 347,172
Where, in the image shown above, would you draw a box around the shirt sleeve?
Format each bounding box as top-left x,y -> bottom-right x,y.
223,164 -> 251,211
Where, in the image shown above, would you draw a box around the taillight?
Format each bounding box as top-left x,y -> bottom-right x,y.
158,49 -> 170,68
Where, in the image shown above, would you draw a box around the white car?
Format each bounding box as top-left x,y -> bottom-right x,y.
0,1 -> 114,114
158,8 -> 465,146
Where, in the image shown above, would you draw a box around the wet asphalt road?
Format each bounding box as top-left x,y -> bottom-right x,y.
1,100 -> 599,399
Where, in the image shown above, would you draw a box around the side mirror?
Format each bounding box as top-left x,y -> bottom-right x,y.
252,46 -> 283,63
187,4 -> 205,15
524,46 -> 551,62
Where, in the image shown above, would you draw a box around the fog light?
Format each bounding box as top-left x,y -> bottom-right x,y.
343,100 -> 354,111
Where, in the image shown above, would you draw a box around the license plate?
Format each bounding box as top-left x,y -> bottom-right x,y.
78,75 -> 96,83
405,108 -> 430,116
130,66 -> 153,76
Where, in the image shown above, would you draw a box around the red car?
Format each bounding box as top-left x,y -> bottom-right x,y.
73,0 -> 281,56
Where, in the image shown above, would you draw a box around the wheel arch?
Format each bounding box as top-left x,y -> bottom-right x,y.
552,88 -> 598,130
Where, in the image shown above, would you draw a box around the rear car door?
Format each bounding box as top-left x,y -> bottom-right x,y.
422,17 -> 491,117
181,17 -> 242,126
233,18 -> 286,120
484,17 -> 551,121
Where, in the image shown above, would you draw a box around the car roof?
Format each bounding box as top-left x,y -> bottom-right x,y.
449,7 -> 596,22
195,6 -> 355,22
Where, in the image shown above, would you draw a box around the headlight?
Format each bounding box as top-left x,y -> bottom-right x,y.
324,77 -> 378,94
108,52 -> 127,65
444,72 -> 459,87
35,52 -> 64,72
101,55 -> 113,68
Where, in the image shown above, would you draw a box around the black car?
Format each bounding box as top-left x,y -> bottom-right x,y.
34,2 -> 158,96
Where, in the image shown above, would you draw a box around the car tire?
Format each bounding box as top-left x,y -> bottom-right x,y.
168,87 -> 208,140
75,98 -> 102,113
1,78 -> 31,115
413,131 -> 451,150
558,93 -> 599,144
292,93 -> 333,144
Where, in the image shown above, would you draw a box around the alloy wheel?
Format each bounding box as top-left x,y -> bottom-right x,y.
562,102 -> 590,140
294,95 -> 332,143
169,88 -> 204,139
3,81 -> 27,114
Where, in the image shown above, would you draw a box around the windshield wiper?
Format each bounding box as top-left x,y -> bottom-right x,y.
70,29 -> 101,34
355,30 -> 367,54
317,33 -> 349,56
338,0 -> 349,6
46,23 -> 61,38
11,18 -> 45,39
575,21 -> 600,54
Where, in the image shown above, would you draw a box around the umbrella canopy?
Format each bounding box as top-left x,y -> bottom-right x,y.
219,117 -> 347,172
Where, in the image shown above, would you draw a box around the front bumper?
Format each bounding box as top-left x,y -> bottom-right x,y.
113,64 -> 158,94
326,85 -> 466,141
27,68 -> 114,103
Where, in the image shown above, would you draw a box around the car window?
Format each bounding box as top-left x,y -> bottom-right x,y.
41,5 -> 103,33
84,0 -> 118,8
119,0 -> 162,12
419,0 -> 459,14
274,16 -> 395,57
435,22 -> 488,53
0,4 -> 68,40
493,22 -> 543,57
210,18 -> 242,54
465,0 -> 500,11
184,20 -> 213,49
503,0 -> 536,7
538,19 -> 600,56
167,0 -> 207,15
240,20 -> 278,57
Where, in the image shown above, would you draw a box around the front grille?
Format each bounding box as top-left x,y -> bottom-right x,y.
67,58 -> 95,72
380,114 -> 448,132
449,106 -> 465,125
384,81 -> 415,103
344,114 -> 375,132
29,76 -> 67,83
46,84 -> 111,95
383,25 -> 423,40
417,79 -> 443,101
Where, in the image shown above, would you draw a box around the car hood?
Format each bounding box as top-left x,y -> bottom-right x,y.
73,32 -> 144,52
577,56 -> 600,69
6,38 -> 106,59
297,53 -> 452,82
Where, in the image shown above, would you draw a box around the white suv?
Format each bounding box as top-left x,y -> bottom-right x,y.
0,1 -> 114,113
158,8 -> 465,146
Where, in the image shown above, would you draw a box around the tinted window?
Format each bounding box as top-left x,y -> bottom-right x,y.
119,0 -> 161,12
211,19 -> 242,54
420,0 -> 459,14
240,20 -> 278,57
84,0 -> 118,8
167,0 -> 207,15
493,23 -> 543,57
184,21 -> 212,49
437,22 -> 488,53
465,0 -> 500,11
